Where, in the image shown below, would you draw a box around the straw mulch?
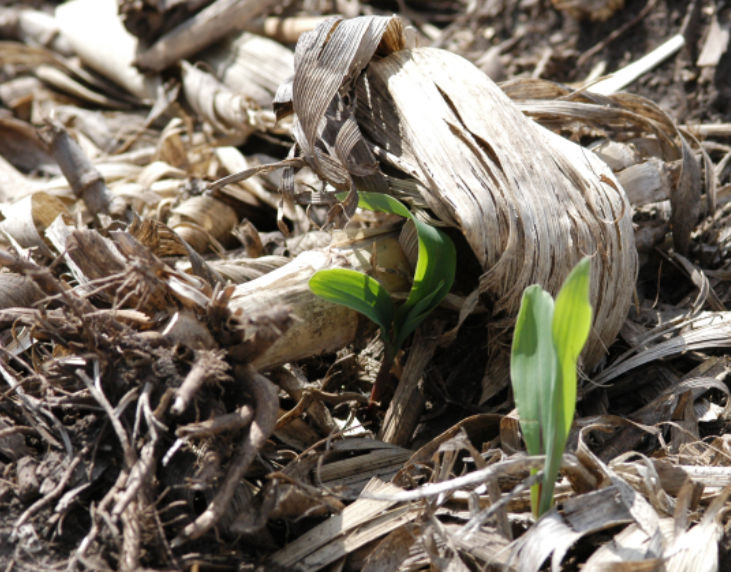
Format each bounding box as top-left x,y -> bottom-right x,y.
0,1 -> 729,570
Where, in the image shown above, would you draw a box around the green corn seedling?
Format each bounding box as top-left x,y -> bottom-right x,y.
309,192 -> 456,400
510,257 -> 593,517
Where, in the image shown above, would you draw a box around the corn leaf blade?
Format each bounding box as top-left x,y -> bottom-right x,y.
511,285 -> 556,515
309,269 -> 395,341
552,257 -> 593,435
511,285 -> 556,457
538,257 -> 593,515
355,191 -> 413,219
393,281 -> 443,349
398,217 -> 456,320
356,191 -> 456,347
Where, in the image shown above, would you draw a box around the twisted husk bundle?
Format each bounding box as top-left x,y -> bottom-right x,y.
241,15 -> 637,380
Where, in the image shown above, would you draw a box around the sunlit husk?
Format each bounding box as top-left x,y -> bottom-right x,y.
229,228 -> 411,370
356,47 -> 638,367
276,15 -> 638,369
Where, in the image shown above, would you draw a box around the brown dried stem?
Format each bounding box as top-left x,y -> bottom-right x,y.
379,323 -> 442,445
171,348 -> 231,416
134,0 -> 281,72
175,404 -> 256,439
171,364 -> 278,545
37,119 -> 122,217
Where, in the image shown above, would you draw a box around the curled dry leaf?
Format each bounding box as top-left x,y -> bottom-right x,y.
180,62 -> 279,138
167,193 -> 239,253
595,311 -> 731,385
503,78 -> 712,254
278,14 -> 637,369
199,31 -> 294,107
0,191 -> 68,256
273,15 -> 404,216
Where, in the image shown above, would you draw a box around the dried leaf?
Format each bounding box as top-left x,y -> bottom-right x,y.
358,45 -> 636,367
0,191 -> 68,256
55,0 -> 160,101
199,31 -> 293,107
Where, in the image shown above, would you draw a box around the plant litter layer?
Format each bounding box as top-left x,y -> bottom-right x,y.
0,0 -> 729,570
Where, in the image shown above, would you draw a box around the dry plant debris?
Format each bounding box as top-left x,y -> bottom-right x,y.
0,0 -> 729,570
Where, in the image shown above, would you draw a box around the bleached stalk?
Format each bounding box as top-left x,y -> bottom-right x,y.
229,229 -> 410,370
587,34 -> 685,96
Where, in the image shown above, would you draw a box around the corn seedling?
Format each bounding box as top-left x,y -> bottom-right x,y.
510,257 -> 593,517
309,192 -> 456,400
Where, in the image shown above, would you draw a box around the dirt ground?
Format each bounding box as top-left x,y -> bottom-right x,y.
0,0 -> 730,570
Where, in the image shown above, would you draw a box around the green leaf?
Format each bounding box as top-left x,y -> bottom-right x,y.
538,256 -> 593,516
509,257 -> 593,517
354,191 -> 413,219
309,269 -> 395,344
393,281 -> 443,349
511,284 -> 556,516
313,191 -> 455,371
397,217 -> 456,336
352,191 -> 456,349
510,285 -> 556,457
552,257 -> 592,436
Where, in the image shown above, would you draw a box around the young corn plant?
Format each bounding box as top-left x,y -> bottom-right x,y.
510,257 -> 593,517
309,191 -> 456,401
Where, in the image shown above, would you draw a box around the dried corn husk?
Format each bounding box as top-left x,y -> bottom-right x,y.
502,78 -> 712,253
180,62 -> 279,137
229,227 -> 411,370
198,31 -> 294,107
0,191 -> 68,256
55,0 -> 160,102
276,15 -> 638,370
167,194 -> 239,253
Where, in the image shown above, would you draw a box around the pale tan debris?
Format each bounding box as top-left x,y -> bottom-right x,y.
199,31 -> 294,106
0,191 -> 67,257
697,15 -> 730,68
587,34 -> 685,96
134,0 -> 281,73
168,194 -> 239,254
552,0 -> 626,21
248,15 -> 334,45
55,0 -> 160,101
